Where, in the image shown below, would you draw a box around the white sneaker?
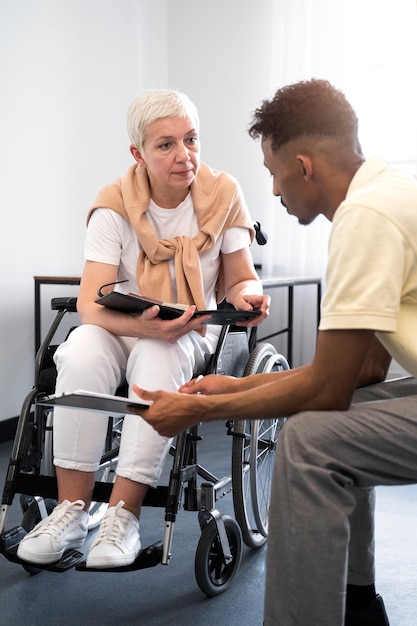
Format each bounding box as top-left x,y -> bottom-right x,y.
17,499 -> 88,565
86,500 -> 141,568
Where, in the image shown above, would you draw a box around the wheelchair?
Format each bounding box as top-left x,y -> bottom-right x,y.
0,295 -> 289,597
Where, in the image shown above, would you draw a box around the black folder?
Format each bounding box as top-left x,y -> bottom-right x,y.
95,290 -> 261,325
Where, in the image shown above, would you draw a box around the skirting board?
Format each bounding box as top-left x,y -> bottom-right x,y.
0,417 -> 17,444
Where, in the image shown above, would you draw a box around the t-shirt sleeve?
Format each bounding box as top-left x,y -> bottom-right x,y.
221,226 -> 252,254
84,208 -> 124,266
320,205 -> 404,332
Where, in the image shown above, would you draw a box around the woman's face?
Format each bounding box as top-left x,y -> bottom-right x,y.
133,115 -> 200,205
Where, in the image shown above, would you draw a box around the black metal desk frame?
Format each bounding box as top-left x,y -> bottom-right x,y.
34,275 -> 322,365
257,276 -> 321,366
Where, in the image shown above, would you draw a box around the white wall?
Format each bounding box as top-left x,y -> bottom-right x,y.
0,0 -> 325,424
166,0 -> 276,233
0,0 -> 170,422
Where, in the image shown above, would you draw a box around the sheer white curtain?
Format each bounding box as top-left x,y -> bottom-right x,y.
259,0 -> 417,365
261,0 -> 417,279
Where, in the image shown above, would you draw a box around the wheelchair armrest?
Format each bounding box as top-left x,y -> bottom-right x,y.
51,297 -> 78,313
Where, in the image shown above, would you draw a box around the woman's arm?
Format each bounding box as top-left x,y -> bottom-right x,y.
76,260 -> 210,342
222,247 -> 270,324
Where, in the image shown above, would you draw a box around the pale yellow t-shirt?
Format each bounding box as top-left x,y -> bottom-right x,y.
320,158 -> 417,377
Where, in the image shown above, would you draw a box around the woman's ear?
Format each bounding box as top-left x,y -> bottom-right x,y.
130,144 -> 144,165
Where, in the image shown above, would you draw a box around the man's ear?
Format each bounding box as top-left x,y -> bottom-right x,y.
296,154 -> 313,180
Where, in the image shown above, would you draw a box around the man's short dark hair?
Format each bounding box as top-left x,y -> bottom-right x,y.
248,79 -> 359,151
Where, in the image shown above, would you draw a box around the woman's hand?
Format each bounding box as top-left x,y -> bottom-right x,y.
135,305 -> 211,343
232,293 -> 270,327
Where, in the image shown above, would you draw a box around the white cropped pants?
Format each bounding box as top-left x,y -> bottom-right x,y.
53,324 -> 218,487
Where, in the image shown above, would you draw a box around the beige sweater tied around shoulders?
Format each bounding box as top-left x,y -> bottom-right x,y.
88,162 -> 254,312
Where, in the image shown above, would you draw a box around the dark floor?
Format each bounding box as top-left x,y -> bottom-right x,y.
1,421 -> 417,625
0,422 -> 267,626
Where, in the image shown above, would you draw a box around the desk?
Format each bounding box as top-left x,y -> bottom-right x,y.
34,276 -> 81,355
259,276 -> 321,366
34,275 -> 322,365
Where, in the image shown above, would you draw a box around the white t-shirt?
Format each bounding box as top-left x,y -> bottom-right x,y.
320,158 -> 417,377
85,192 -> 251,312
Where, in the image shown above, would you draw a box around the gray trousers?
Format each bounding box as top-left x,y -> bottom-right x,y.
264,377 -> 417,626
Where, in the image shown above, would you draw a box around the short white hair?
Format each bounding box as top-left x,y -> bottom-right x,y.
127,89 -> 200,150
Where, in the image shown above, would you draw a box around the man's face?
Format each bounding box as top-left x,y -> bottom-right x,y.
261,137 -> 320,226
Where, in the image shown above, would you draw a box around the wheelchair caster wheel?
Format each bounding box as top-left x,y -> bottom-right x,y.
194,515 -> 242,596
19,494 -> 35,514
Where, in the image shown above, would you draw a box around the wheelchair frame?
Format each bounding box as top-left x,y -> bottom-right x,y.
0,296 -> 289,596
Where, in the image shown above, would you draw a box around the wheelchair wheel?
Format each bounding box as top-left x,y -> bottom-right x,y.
20,498 -> 57,574
195,515 -> 242,597
232,343 -> 289,549
43,410 -> 122,529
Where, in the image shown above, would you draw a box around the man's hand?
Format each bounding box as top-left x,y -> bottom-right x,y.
132,384 -> 205,437
179,374 -> 239,395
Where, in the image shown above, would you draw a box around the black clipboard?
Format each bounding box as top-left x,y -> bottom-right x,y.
38,389 -> 151,416
95,289 -> 261,325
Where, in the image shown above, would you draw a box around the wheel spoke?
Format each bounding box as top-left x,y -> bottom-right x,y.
232,343 -> 289,548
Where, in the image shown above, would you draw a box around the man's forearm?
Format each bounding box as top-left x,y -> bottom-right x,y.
201,367 -> 322,422
234,364 -> 308,393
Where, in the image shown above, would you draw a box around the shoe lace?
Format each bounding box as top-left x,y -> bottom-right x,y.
31,500 -> 85,538
94,501 -> 130,547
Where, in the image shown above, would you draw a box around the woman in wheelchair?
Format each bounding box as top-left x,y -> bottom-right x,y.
17,89 -> 269,569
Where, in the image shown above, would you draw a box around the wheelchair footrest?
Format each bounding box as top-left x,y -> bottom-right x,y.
0,526 -> 84,571
76,541 -> 164,573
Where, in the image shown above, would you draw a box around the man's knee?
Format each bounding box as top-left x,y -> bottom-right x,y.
280,410 -> 338,464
